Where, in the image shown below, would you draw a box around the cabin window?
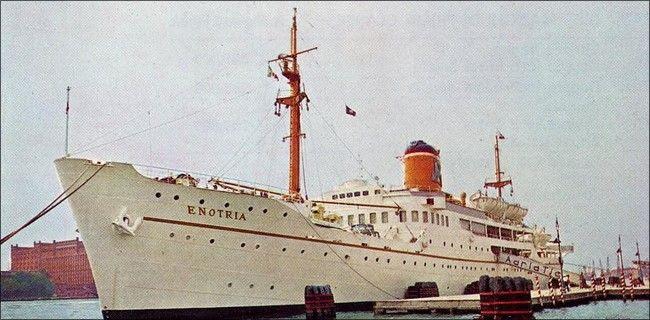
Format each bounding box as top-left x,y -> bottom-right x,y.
460,219 -> 471,231
422,211 -> 429,223
381,212 -> 388,223
375,189 -> 381,195
399,211 -> 406,222
436,213 -> 440,225
362,190 -> 369,196
445,216 -> 449,227
346,192 -> 353,198
471,222 -> 487,236
500,228 -> 513,241
332,195 -> 338,200
411,211 -> 419,222
487,225 -> 500,239
347,215 -> 354,226
354,191 -> 361,197
358,213 -> 366,224
369,212 -> 377,224
339,193 -> 345,199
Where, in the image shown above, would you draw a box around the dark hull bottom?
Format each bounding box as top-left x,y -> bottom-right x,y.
102,301 -> 373,320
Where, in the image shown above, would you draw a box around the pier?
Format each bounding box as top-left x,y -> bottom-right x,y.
374,286 -> 650,315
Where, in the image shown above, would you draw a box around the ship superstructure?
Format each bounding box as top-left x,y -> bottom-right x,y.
54,9 -> 573,319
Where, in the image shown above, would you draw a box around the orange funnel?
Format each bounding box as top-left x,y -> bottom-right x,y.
403,140 -> 442,191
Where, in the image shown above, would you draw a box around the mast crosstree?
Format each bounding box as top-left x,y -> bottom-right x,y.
268,8 -> 317,201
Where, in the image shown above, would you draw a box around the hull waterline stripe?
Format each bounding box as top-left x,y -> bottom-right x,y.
143,216 -> 497,264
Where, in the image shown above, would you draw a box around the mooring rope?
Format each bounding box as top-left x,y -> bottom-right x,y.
289,202 -> 400,299
0,163 -> 107,245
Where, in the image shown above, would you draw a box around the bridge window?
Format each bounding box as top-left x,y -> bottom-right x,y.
411,211 -> 419,222
423,211 -> 429,223
381,212 -> 389,223
332,195 -> 338,200
375,189 -> 381,195
369,212 -> 377,224
347,215 -> 354,226
460,219 -> 471,231
436,213 -> 440,225
354,191 -> 361,197
399,211 -> 406,222
445,216 -> 449,227
362,190 -> 369,196
358,214 -> 366,224
346,192 -> 353,198
339,193 -> 345,199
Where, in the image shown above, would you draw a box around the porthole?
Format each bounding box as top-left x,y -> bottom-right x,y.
227,283 -> 232,287
375,258 -> 380,262
199,199 -> 205,205
270,285 -> 275,290
282,248 -> 287,252
429,239 -> 432,244
283,212 -> 288,217
443,242 -> 446,246
209,239 -> 215,244
225,202 -> 230,207
173,195 -> 179,200
424,262 -> 427,267
460,245 -> 463,249
169,232 -> 175,238
186,235 -> 191,240
248,206 -> 253,212
414,261 -> 417,266
433,264 -> 436,267
345,255 -> 350,259
403,260 -> 406,264
155,192 -> 161,198
324,252 -> 328,256
249,284 -> 254,288
387,259 -> 391,263
300,249 -> 305,254
241,243 -> 246,248
263,209 -> 268,213
364,256 -> 368,261
255,244 -> 260,249
451,243 -> 454,247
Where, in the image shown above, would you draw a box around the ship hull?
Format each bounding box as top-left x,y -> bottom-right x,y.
55,158 -> 543,319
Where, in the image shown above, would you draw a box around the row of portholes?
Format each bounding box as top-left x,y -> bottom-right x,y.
226,282 -> 275,290
170,233 -> 498,273
154,192 -> 282,216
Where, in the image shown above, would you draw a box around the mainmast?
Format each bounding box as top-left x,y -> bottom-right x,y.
484,131 -> 512,198
268,8 -> 317,200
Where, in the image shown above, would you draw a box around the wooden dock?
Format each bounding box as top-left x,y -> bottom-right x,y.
374,286 -> 650,315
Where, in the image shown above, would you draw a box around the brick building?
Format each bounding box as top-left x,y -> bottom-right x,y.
10,238 -> 97,299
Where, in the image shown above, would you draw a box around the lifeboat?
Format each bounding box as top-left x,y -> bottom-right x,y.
470,192 -> 528,224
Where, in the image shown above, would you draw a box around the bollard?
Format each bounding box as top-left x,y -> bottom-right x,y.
601,277 -> 606,299
535,275 -> 543,307
559,281 -> 565,305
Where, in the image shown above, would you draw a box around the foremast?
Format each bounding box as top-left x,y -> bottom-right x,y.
484,131 -> 513,198
269,8 -> 317,201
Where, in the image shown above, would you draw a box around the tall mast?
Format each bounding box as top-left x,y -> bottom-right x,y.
65,86 -> 71,157
636,241 -> 642,279
484,131 -> 512,198
268,8 -> 317,200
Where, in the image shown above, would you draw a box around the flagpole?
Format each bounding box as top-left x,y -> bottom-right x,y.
636,241 -> 642,280
555,216 -> 566,291
65,86 -> 70,157
618,235 -> 625,281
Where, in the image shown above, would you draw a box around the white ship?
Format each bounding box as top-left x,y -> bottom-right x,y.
55,9 -> 574,319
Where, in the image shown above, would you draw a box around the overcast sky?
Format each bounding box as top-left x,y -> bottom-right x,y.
1,2 -> 648,272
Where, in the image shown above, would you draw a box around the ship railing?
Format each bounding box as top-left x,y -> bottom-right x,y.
132,163 -> 289,198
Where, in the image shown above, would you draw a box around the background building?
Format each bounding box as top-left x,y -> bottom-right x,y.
10,238 -> 97,299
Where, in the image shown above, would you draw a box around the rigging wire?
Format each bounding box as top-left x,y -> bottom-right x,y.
216,109 -> 288,179
70,84 -> 270,156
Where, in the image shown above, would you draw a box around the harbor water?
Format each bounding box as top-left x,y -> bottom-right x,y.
1,299 -> 648,319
